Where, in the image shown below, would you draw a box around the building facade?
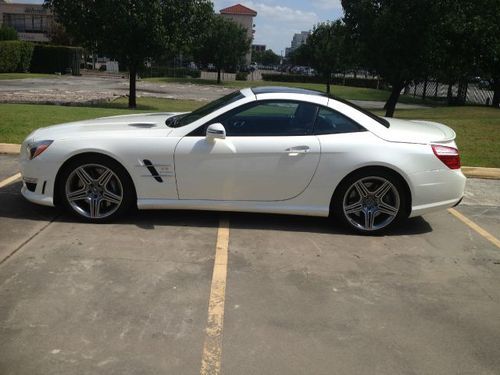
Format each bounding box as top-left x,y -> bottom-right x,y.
220,3 -> 257,65
285,31 -> 310,57
252,44 -> 266,53
0,1 -> 53,42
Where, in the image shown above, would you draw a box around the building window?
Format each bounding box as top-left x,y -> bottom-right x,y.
3,13 -> 50,33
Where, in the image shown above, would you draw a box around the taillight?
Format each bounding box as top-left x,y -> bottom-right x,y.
431,145 -> 461,169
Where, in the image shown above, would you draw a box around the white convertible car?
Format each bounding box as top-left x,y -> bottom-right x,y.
20,87 -> 466,233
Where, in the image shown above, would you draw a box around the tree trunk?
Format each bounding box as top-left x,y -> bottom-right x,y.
457,80 -> 468,105
447,83 -> 454,105
128,64 -> 137,109
217,68 -> 221,84
384,81 -> 404,118
422,79 -> 428,100
326,74 -> 331,95
492,77 -> 500,108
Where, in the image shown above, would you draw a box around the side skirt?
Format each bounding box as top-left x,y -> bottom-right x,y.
137,198 -> 329,217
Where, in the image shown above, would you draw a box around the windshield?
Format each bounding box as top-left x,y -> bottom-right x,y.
166,90 -> 244,128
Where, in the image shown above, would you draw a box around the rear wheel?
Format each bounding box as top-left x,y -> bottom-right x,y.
333,170 -> 408,233
59,155 -> 134,222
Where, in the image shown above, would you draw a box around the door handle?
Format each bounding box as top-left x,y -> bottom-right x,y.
285,146 -> 310,156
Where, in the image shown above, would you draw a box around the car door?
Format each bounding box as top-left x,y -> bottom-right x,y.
174,100 -> 321,201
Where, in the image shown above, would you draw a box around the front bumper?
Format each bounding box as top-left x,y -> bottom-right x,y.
19,155 -> 58,208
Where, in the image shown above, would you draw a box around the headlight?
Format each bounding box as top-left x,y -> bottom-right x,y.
27,140 -> 53,160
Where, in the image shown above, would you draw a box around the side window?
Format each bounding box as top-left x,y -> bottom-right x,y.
314,107 -> 366,135
224,101 -> 319,136
190,101 -> 319,137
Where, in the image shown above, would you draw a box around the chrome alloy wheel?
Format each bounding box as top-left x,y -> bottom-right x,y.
65,164 -> 123,219
342,176 -> 400,231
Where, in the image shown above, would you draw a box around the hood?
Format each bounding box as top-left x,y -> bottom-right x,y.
379,118 -> 456,144
29,112 -> 181,141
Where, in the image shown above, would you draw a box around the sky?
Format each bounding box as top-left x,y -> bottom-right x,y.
19,0 -> 344,54
214,0 -> 344,53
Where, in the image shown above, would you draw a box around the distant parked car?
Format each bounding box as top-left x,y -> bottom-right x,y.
20,87 -> 465,233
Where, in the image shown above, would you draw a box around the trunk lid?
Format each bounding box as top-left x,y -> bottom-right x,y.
380,118 -> 456,144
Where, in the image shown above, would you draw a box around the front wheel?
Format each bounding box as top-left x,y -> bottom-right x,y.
59,155 -> 134,222
332,171 -> 408,234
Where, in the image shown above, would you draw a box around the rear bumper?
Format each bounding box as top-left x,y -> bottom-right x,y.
409,168 -> 466,217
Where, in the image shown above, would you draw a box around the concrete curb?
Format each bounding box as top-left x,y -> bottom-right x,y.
461,167 -> 500,180
1,142 -> 499,180
0,143 -> 20,155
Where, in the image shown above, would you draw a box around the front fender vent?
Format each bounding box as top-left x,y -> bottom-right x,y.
143,159 -> 163,183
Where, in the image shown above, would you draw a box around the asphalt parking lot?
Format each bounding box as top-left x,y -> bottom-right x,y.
0,153 -> 499,375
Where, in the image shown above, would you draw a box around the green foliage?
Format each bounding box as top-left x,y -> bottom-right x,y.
45,0 -> 214,107
287,44 -> 311,66
342,0 -> 440,116
0,25 -> 18,41
235,71 -> 249,81
194,15 -> 251,83
30,45 -> 82,75
0,41 -> 34,73
306,21 -> 349,93
252,49 -> 280,66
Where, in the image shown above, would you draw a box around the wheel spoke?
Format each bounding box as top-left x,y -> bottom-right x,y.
374,181 -> 391,199
363,208 -> 376,230
89,197 -> 101,218
344,201 -> 363,215
354,181 -> 370,198
102,189 -> 121,205
75,167 -> 93,186
97,168 -> 113,188
377,201 -> 398,216
67,188 -> 88,202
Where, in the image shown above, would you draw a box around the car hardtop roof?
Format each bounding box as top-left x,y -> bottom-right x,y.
250,86 -> 328,97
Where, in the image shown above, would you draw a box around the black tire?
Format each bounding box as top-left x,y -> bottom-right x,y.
332,169 -> 409,234
58,154 -> 135,222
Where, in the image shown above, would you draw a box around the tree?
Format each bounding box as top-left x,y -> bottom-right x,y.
287,44 -> 311,66
306,21 -> 348,94
430,0 -> 486,105
48,22 -> 74,46
0,25 -> 18,41
342,0 -> 439,117
194,15 -> 251,84
475,0 -> 500,108
45,0 -> 213,108
253,49 -> 280,66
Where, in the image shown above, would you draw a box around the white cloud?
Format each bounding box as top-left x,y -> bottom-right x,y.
213,0 -> 343,52
310,0 -> 343,11
241,1 -> 319,53
243,1 -> 318,24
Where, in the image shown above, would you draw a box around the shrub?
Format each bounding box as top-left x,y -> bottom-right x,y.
145,66 -> 201,78
262,73 -> 324,83
0,25 -> 18,41
30,45 -> 82,75
261,73 -> 386,89
235,71 -> 248,81
0,41 -> 34,73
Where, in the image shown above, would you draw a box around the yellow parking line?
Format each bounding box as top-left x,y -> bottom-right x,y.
200,218 -> 230,375
448,208 -> 500,249
0,172 -> 21,189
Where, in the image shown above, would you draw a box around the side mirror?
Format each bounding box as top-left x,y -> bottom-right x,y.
206,123 -> 226,140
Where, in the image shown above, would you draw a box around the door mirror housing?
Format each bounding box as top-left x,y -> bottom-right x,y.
206,123 -> 226,140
